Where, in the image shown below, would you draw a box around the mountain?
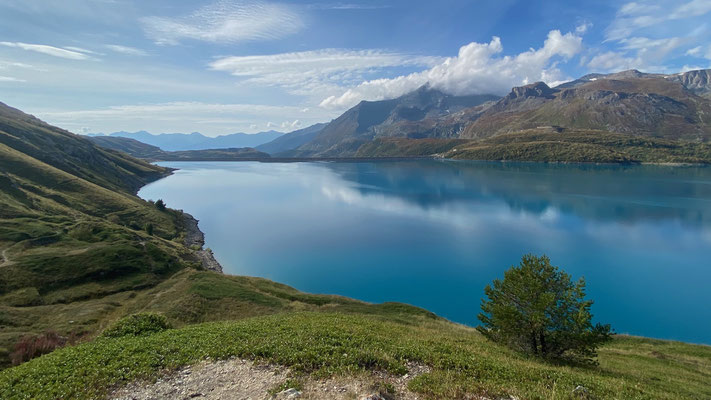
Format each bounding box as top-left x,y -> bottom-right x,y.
293,85 -> 500,156
289,68 -> 711,160
87,135 -> 164,159
98,130 -> 284,151
0,103 -> 167,193
461,69 -> 711,141
87,136 -> 271,160
255,123 -> 326,155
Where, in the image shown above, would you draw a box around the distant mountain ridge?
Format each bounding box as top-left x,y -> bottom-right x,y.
293,85 -> 500,156
91,68 -> 711,160
89,130 -> 284,151
255,123 -> 326,155
88,135 -> 270,160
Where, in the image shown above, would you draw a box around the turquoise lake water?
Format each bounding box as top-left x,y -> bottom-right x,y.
139,160 -> 711,344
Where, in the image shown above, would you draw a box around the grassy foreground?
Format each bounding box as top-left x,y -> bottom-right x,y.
1,309 -> 710,400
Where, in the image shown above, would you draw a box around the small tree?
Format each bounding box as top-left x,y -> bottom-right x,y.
477,254 -> 611,362
144,223 -> 154,236
155,199 -> 166,211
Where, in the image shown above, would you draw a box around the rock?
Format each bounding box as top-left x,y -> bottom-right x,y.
360,395 -> 386,400
182,213 -> 223,273
276,388 -> 302,399
572,385 -> 589,397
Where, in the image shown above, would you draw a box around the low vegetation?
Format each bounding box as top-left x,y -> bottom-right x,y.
355,129 -> 711,164
1,310 -> 710,399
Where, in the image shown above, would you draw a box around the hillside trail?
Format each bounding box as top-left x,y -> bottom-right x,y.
0,247 -> 12,267
110,358 -> 430,400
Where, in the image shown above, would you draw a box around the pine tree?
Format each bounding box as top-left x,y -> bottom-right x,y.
477,254 -> 612,362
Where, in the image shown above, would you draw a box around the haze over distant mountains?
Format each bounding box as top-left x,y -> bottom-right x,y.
88,130 -> 284,151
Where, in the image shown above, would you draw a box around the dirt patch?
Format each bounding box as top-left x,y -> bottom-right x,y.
109,359 -> 431,400
110,358 -> 288,400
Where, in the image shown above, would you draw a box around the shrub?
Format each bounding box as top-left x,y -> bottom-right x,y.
10,331 -> 68,366
100,313 -> 171,338
477,254 -> 612,362
155,199 -> 166,211
144,223 -> 154,236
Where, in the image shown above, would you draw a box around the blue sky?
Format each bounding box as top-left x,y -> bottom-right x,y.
1,0 -> 710,136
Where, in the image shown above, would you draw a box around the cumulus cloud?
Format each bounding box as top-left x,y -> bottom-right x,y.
0,42 -> 91,60
320,30 -> 583,109
142,0 -> 304,45
209,49 -> 441,95
105,44 -> 148,56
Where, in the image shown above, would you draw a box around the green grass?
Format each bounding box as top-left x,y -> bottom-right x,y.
1,312 -> 709,400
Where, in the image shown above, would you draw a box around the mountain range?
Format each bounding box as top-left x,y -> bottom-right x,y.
85,68 -> 711,163
89,130 -> 284,151
87,136 -> 270,160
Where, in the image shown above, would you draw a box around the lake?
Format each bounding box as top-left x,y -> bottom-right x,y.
138,160 -> 711,344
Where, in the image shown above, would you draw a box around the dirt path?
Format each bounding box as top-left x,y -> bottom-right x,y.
110,358 -> 429,400
0,248 -> 12,267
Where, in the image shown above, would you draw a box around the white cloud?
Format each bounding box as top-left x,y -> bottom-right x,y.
35,102 -> 336,135
0,60 -> 43,71
0,75 -> 25,82
595,1 -> 711,72
105,44 -> 148,56
63,46 -> 103,55
685,46 -> 703,56
209,48 -> 441,96
587,51 -> 638,71
280,119 -> 301,129
576,22 -> 593,34
142,0 -> 304,45
320,30 -> 583,109
0,42 -> 91,60
607,0 -> 711,41
669,0 -> 711,19
685,45 -> 711,60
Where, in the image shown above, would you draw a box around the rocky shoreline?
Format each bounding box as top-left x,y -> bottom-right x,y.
182,213 -> 223,273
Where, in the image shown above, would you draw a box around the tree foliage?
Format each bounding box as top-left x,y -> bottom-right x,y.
154,199 -> 166,211
478,254 -> 612,362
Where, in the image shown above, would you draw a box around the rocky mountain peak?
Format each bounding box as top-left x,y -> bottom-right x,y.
507,82 -> 556,100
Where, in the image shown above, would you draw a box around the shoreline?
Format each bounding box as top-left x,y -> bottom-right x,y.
182,212 -> 223,273
148,155 -> 710,166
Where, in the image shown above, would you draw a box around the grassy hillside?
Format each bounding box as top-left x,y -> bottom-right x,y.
1,301 -> 709,399
356,129 -> 711,164
0,103 -> 200,367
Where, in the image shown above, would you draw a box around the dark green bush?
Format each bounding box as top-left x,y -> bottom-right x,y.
100,313 -> 171,338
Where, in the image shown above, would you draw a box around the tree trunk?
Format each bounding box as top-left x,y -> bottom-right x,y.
530,331 -> 538,355
539,332 -> 547,356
